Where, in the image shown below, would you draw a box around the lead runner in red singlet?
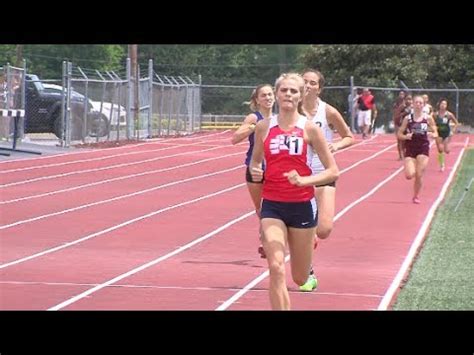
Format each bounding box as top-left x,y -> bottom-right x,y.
249,73 -> 339,310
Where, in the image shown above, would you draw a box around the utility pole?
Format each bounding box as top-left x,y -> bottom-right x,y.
15,45 -> 23,67
278,45 -> 287,74
128,44 -> 139,138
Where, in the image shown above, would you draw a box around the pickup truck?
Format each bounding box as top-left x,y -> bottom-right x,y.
23,74 -> 108,139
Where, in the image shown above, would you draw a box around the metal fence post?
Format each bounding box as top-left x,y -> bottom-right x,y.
451,80 -> 460,120
349,76 -> 354,132
148,59 -> 153,138
21,60 -> 26,110
5,63 -> 11,111
165,76 -> 174,136
126,57 -> 132,140
60,61 -> 67,147
158,75 -> 164,137
135,64 -> 140,140
65,61 -> 73,148
198,74 -> 202,130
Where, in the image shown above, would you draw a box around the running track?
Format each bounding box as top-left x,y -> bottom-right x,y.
0,131 -> 471,310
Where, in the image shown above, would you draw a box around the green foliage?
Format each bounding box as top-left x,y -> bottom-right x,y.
4,44 -> 473,87
301,45 -> 474,126
141,45 -> 303,114
0,45 -> 17,66
300,44 -> 474,88
21,45 -> 125,79
301,44 -> 431,86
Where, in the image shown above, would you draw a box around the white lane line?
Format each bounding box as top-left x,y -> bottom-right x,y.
1,140 -> 394,229
0,145 -> 229,188
0,280 -> 382,299
1,140 -> 395,273
47,210 -> 254,310
1,151 -> 244,205
0,184 -> 247,270
0,130 -> 232,165
0,136 -> 233,174
2,140 -> 394,225
0,165 -> 243,230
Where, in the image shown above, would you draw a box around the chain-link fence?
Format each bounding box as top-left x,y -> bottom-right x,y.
151,73 -> 201,137
351,86 -> 474,134
199,84 -> 353,129
1,59 -> 202,147
67,63 -> 128,145
66,60 -> 202,145
199,80 -> 474,133
4,58 -> 474,146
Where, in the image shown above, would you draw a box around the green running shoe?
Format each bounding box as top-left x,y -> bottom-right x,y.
299,274 -> 318,292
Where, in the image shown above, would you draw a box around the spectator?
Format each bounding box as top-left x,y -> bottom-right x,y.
357,88 -> 375,139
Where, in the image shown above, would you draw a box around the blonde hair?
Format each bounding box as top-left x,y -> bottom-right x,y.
274,73 -> 305,114
413,94 -> 424,102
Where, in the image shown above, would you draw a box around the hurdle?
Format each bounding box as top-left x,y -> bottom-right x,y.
0,109 -> 42,155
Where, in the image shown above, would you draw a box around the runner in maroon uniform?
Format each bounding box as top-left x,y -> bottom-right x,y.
250,73 -> 339,310
397,95 -> 438,204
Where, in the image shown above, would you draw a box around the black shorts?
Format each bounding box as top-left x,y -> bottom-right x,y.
438,130 -> 450,140
260,198 -> 317,229
245,166 -> 264,184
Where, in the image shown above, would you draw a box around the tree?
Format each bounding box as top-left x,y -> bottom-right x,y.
21,45 -> 125,79
300,44 -> 474,126
0,45 -> 18,66
139,45 -> 308,114
300,44 -> 434,87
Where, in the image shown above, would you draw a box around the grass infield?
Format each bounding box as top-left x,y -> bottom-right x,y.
393,147 -> 474,310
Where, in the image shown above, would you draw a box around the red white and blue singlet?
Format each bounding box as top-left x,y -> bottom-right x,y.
262,115 -> 314,202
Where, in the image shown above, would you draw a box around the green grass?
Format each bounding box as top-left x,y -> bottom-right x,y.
393,148 -> 474,310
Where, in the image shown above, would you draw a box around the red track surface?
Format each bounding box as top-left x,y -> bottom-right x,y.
0,131 -> 471,310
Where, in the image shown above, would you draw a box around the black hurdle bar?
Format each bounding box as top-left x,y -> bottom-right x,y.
0,109 -> 42,155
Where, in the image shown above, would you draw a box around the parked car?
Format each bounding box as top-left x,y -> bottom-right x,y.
43,83 -> 126,128
24,75 -> 108,139
89,100 -> 126,128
